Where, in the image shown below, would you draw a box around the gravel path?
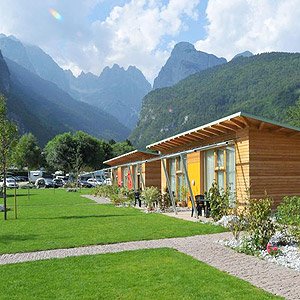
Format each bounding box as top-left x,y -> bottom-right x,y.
0,232 -> 299,299
81,194 -> 111,204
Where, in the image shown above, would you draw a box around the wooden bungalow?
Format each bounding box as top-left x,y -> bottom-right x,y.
104,150 -> 161,191
146,112 -> 300,208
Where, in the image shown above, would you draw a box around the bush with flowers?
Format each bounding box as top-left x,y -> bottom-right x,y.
266,242 -> 281,257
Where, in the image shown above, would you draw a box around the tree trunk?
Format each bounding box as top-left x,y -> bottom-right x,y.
3,157 -> 7,220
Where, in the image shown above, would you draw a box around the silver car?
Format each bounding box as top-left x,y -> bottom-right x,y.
0,177 -> 19,189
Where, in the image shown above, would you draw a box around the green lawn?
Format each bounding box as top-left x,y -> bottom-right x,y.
0,189 -> 225,254
0,248 -> 281,300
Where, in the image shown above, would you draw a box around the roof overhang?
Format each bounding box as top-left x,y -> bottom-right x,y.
146,112 -> 300,152
104,150 -> 159,167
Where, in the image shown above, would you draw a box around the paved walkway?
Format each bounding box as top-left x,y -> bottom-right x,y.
83,195 -> 211,224
163,210 -> 213,223
0,232 -> 299,299
81,194 -> 111,204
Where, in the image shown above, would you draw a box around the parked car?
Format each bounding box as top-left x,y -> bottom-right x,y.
35,178 -> 55,188
0,177 -> 19,189
14,176 -> 29,182
77,179 -> 93,188
87,178 -> 104,187
53,178 -> 65,188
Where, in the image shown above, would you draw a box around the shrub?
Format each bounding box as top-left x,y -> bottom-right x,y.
228,215 -> 247,241
94,185 -> 119,198
64,182 -> 77,188
276,196 -> 300,226
160,188 -> 172,210
266,243 -> 281,257
206,181 -> 230,221
110,193 -> 123,206
237,236 -> 260,256
245,195 -> 276,250
141,186 -> 161,210
179,185 -> 188,206
126,189 -> 136,206
276,196 -> 300,242
224,197 -> 247,240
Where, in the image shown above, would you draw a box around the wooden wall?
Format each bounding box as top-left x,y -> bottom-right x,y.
145,160 -> 161,189
235,129 -> 250,204
249,129 -> 300,206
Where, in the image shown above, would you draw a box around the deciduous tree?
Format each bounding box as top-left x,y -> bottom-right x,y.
0,95 -> 18,220
13,133 -> 41,170
44,131 -> 108,173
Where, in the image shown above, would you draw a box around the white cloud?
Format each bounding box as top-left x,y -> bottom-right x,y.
195,0 -> 300,60
92,0 -> 200,80
0,0 -> 200,81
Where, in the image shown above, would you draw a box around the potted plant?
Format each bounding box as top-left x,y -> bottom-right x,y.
141,186 -> 161,211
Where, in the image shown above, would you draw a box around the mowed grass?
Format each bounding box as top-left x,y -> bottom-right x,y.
0,189 -> 225,254
0,248 -> 281,300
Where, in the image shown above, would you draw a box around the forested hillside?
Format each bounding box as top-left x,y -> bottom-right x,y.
131,52 -> 300,148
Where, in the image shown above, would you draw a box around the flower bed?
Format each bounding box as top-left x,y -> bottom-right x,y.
219,233 -> 300,272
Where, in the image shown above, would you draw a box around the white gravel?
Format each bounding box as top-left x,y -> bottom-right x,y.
219,237 -> 300,273
261,245 -> 300,272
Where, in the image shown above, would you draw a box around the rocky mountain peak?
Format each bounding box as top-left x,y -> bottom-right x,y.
153,42 -> 227,90
232,51 -> 254,60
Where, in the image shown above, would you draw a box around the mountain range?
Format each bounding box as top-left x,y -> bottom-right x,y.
2,33 -> 299,151
0,50 -> 130,145
130,52 -> 300,148
66,64 -> 151,129
0,34 -> 151,130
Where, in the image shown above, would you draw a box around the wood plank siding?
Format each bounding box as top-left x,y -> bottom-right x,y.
144,161 -> 161,189
249,129 -> 300,206
235,128 -> 250,204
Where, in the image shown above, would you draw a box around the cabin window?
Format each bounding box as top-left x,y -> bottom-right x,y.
176,155 -> 187,201
226,146 -> 236,194
169,158 -> 176,193
204,147 -> 236,199
216,149 -> 225,190
204,150 -> 215,192
168,155 -> 187,200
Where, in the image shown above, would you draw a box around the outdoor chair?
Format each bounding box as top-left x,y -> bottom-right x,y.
190,195 -> 210,218
196,195 -> 205,217
134,191 -> 141,207
190,195 -> 205,217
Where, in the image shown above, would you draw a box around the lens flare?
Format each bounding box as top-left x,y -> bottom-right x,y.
49,8 -> 63,21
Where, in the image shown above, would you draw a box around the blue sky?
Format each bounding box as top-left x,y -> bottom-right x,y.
0,0 -> 299,82
89,0 -> 209,42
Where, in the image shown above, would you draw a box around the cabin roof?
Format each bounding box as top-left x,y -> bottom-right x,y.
146,112 -> 300,152
104,150 -> 159,167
